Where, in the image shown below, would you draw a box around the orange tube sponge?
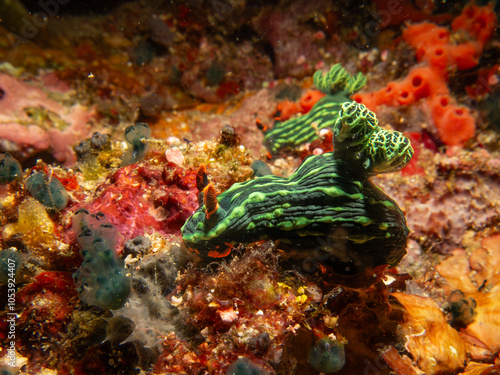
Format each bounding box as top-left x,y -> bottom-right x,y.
353,83 -> 400,109
352,91 -> 381,110
448,42 -> 480,71
276,100 -> 303,121
300,89 -> 326,113
403,23 -> 449,61
403,21 -> 482,72
428,95 -> 475,146
403,4 -> 496,72
353,66 -> 448,110
451,3 -> 497,48
433,104 -> 475,146
354,4 -> 494,146
428,94 -> 452,119
424,44 -> 450,71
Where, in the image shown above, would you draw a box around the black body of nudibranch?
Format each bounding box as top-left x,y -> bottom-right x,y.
182,102 -> 414,284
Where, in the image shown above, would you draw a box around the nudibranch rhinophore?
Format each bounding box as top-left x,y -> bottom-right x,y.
182,102 -> 413,284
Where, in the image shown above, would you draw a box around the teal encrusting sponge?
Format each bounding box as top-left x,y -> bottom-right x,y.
0,153 -> 22,182
122,122 -> 151,166
226,357 -> 271,375
72,209 -> 130,310
0,248 -> 23,284
308,337 -> 345,373
25,171 -> 69,210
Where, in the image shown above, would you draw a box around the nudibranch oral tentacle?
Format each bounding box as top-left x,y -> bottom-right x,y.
182,102 -> 413,282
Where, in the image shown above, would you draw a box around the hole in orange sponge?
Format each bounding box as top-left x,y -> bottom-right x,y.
429,95 -> 453,119
476,16 -> 486,29
412,76 -> 422,87
435,48 -> 444,56
407,68 -> 434,100
300,89 -> 325,113
397,88 -> 415,105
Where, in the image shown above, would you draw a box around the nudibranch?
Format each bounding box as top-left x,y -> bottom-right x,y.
182,102 -> 413,283
263,64 -> 366,153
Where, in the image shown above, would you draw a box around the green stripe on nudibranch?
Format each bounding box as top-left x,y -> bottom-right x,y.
264,94 -> 347,153
182,101 -> 414,279
264,64 -> 367,153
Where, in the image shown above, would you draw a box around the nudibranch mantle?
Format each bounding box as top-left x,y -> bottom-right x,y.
182,102 -> 413,278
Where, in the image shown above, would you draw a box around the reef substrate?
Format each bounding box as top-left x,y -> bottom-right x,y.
1,1 -> 500,375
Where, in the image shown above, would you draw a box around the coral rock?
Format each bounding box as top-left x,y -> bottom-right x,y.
391,292 -> 468,375
2,198 -> 56,250
436,234 -> 500,352
83,161 -> 199,246
0,73 -> 95,165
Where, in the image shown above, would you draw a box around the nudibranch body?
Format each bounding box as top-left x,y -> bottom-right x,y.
182,102 -> 413,280
263,64 -> 367,153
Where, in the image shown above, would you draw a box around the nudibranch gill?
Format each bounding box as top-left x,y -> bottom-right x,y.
182,102 -> 413,280
262,63 -> 367,154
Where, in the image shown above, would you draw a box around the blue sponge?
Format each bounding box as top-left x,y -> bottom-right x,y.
122,122 -> 151,166
226,357 -> 270,375
25,171 -> 68,210
308,337 -> 345,373
0,248 -> 23,284
72,209 -> 130,310
0,153 -> 22,183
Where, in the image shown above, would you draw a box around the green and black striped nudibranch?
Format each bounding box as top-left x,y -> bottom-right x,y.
182,102 -> 413,280
263,63 -> 367,154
